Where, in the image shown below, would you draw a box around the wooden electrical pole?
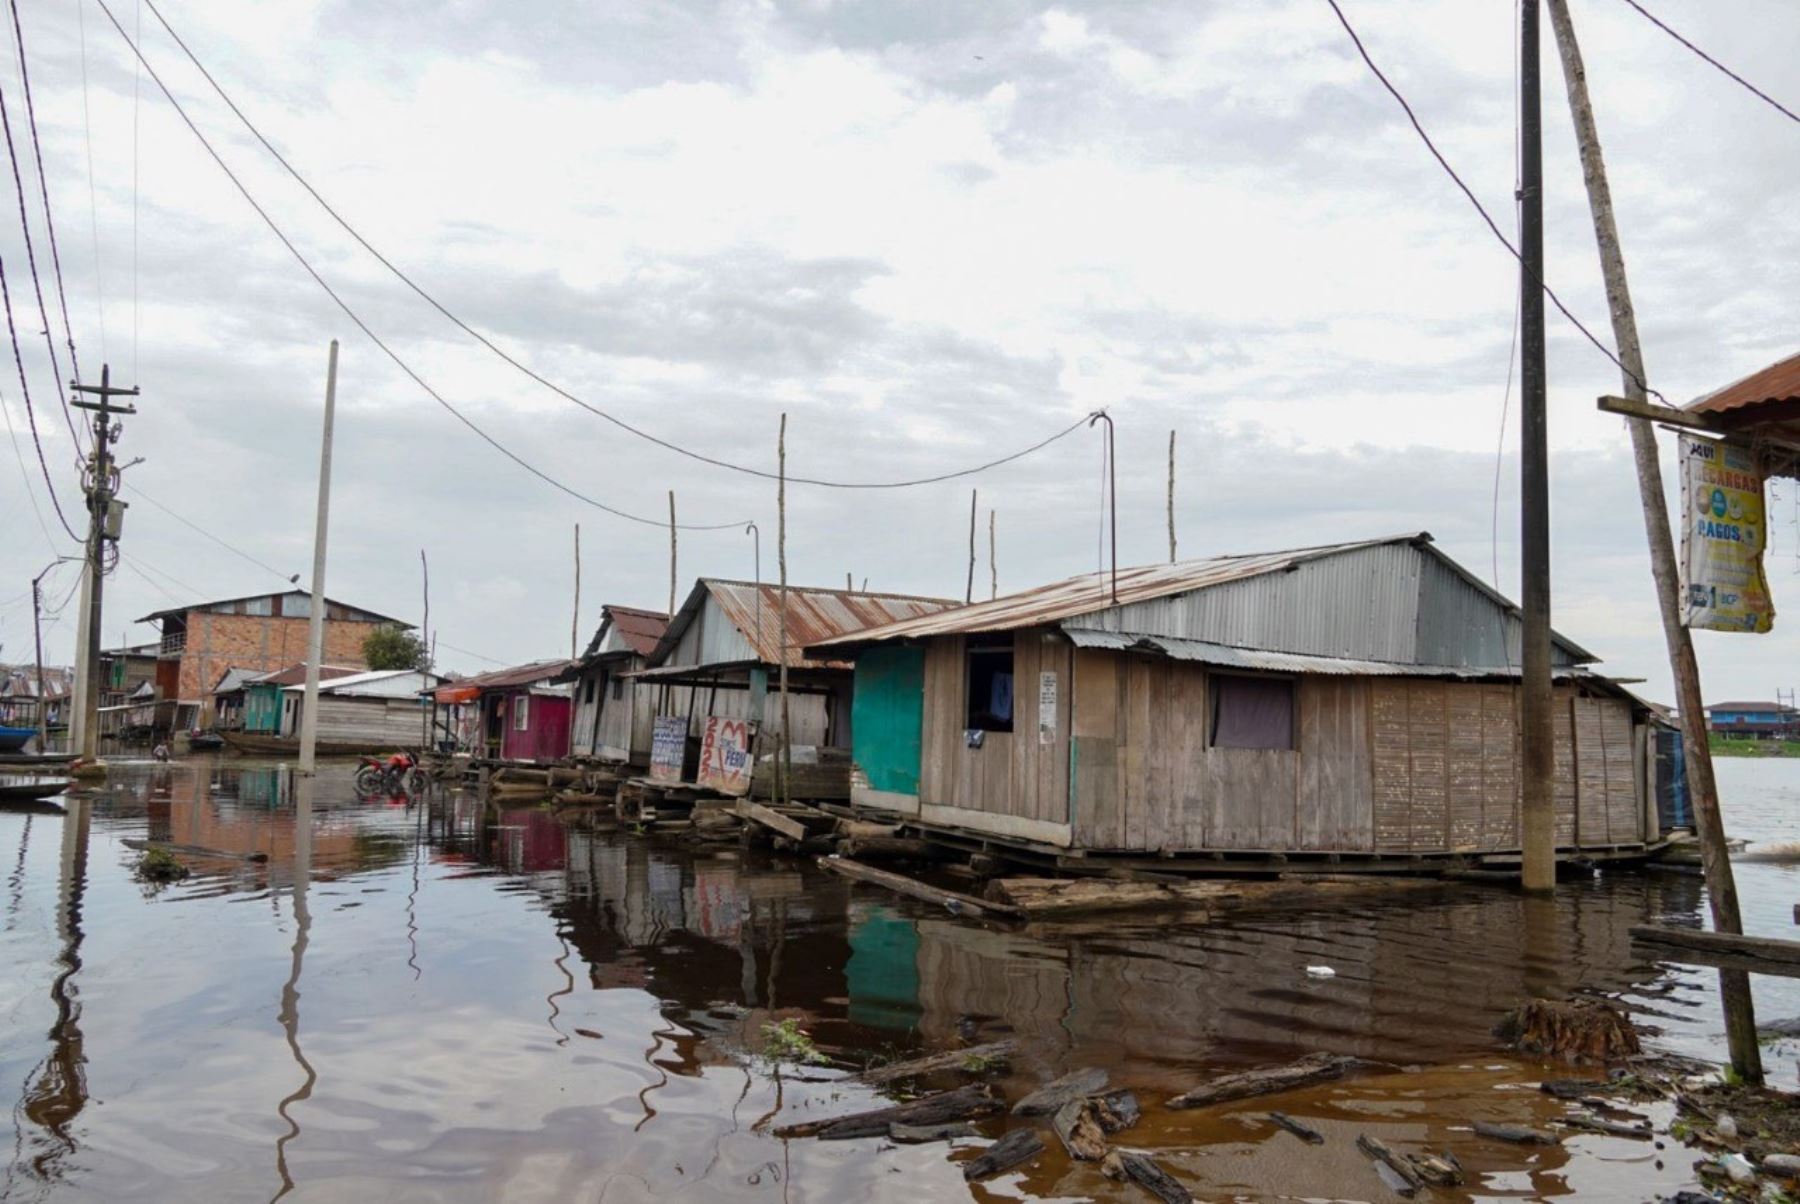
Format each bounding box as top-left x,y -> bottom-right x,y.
965,489 -> 977,605
989,509 -> 997,600
1518,0 -> 1556,894
777,415 -> 791,807
571,523 -> 581,660
1545,0 -> 1761,1082
69,363 -> 140,766
667,492 -> 677,619
420,547 -> 431,751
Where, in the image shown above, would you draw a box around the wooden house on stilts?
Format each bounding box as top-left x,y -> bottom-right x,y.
563,605 -> 673,766
807,533 -> 1669,868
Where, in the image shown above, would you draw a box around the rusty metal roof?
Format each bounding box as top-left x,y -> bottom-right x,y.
454,658 -> 575,692
602,605 -> 669,658
654,580 -> 960,670
1689,350 -> 1800,417
810,536 -> 1414,648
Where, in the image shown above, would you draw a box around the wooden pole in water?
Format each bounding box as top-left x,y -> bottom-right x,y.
965,489 -> 977,605
1167,430 -> 1177,563
1517,0 -> 1555,895
298,340 -> 337,776
571,523 -> 581,661
667,492 -> 677,620
777,414 -> 791,806
420,547 -> 431,751
1545,0 -> 1761,1082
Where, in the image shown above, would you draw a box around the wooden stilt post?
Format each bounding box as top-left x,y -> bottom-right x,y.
777,415 -> 791,806
1168,429 -> 1177,563
667,492 -> 677,620
966,489 -> 977,605
989,509 -> 997,600
1546,0 -> 1761,1083
571,523 -> 581,661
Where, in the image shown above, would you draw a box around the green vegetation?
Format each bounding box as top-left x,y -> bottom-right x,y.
960,1052 -> 1003,1074
762,1018 -> 829,1066
135,847 -> 190,883
363,625 -> 430,671
1709,734 -> 1800,758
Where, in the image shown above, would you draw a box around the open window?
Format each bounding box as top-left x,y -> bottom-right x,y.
513,695 -> 530,731
610,678 -> 624,702
1210,674 -> 1295,750
964,634 -> 1015,733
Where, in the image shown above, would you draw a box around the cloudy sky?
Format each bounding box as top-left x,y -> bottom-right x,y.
0,0 -> 1795,703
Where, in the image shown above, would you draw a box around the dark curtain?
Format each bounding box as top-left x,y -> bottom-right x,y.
1211,675 -> 1294,749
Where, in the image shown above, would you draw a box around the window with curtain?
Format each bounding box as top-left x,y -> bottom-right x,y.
1210,675 -> 1295,750
513,696 -> 530,731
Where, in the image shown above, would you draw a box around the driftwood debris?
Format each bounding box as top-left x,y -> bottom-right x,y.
1557,1113 -> 1653,1140
774,1084 -> 1000,1140
962,1128 -> 1045,1182
1014,1066 -> 1109,1116
888,1121 -> 978,1144
1268,1112 -> 1325,1144
1357,1135 -> 1424,1194
1471,1120 -> 1559,1145
820,857 -> 1022,920
1093,1090 -> 1141,1134
1166,1053 -> 1360,1110
838,836 -> 944,862
858,1040 -> 1016,1086
1495,999 -> 1642,1064
982,875 -> 1452,919
1102,1150 -> 1194,1204
1052,1099 -> 1110,1161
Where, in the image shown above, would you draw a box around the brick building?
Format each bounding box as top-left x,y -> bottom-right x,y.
138,591 -> 408,729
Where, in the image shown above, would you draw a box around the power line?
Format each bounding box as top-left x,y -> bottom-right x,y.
1322,0 -> 1664,403
1619,0 -> 1800,126
0,70 -> 78,448
96,0 -> 748,533
122,481 -> 297,586
0,239 -> 79,540
135,0 -> 1097,491
74,0 -> 108,364
434,639 -> 507,667
7,0 -> 85,404
0,376 -> 58,551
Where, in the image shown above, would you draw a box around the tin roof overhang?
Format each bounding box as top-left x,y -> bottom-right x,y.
1064,628 -> 1602,680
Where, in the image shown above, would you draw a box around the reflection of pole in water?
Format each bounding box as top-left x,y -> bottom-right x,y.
13,796 -> 92,1186
5,813 -> 31,928
273,774 -> 317,1201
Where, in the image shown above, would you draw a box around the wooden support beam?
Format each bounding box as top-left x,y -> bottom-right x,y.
1595,394 -> 1717,430
818,856 -> 1022,919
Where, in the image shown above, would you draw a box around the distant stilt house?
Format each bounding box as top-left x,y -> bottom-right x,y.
275,669 -> 447,747
562,605 -> 673,766
452,660 -> 576,763
219,663 -> 359,733
632,580 -> 958,796
1703,701 -> 1800,740
809,534 -> 1667,863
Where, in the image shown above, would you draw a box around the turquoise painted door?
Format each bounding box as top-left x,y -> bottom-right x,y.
850,645 -> 925,797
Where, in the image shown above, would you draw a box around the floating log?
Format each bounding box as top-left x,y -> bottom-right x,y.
1471,1121 -> 1559,1145
859,1039 -> 1016,1086
1494,999 -> 1642,1064
122,838 -> 268,863
1409,1151 -> 1464,1187
553,790 -> 613,807
1093,1090 -> 1141,1134
1052,1099 -> 1109,1161
775,1084 -> 1000,1140
838,836 -> 944,861
1014,1066 -> 1109,1116
1357,1135 -> 1424,1193
962,1128 -> 1045,1182
1268,1112 -> 1325,1144
985,877 -> 1201,917
819,857 -> 1022,920
837,819 -> 902,839
983,874 -> 1453,919
1558,1113 -> 1652,1139
1539,1078 -> 1609,1101
1101,1151 -> 1194,1204
740,801 -> 809,841
888,1121 -> 978,1144
1166,1054 -> 1360,1110
1367,1157 -> 1417,1198
1631,924 -> 1800,979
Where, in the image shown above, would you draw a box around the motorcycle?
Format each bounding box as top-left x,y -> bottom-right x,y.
354,751 -> 426,797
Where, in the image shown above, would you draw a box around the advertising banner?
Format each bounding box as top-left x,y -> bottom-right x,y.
697,716 -> 756,796
649,714 -> 687,782
1680,433 -> 1773,633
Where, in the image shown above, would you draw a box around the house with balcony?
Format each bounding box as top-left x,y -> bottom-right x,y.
138,590 -> 408,732
1705,701 -> 1800,740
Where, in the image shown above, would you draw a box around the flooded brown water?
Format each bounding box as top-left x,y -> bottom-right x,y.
1,757 -> 1797,1201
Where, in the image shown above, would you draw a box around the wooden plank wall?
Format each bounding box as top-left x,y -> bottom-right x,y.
919,630 -> 1071,829
1368,682 -> 1642,851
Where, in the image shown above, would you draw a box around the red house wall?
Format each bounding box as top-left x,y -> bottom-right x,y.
498,692 -> 572,762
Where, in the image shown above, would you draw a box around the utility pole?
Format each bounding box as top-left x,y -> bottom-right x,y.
30,560 -> 59,752
1545,0 -> 1761,1082
667,492 -> 677,619
420,547 -> 431,752
1168,430 -> 1178,563
777,415 -> 791,807
69,363 -> 139,768
1518,0 -> 1556,894
989,509 -> 997,600
298,341 -> 338,775
965,489 -> 977,605
571,523 -> 581,661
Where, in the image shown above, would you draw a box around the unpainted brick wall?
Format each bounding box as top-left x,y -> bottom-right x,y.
177,613 -> 374,700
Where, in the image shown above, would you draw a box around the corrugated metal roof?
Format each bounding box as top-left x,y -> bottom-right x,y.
1689,351 -> 1800,416
654,580 -> 960,670
247,663 -> 361,687
455,658 -> 574,692
279,668 -> 445,697
1064,629 -> 1595,679
1704,700 -> 1799,714
811,536 -> 1417,647
604,606 -> 669,658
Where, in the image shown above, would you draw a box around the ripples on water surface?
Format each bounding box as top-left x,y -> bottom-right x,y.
0,757 -> 1796,1201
